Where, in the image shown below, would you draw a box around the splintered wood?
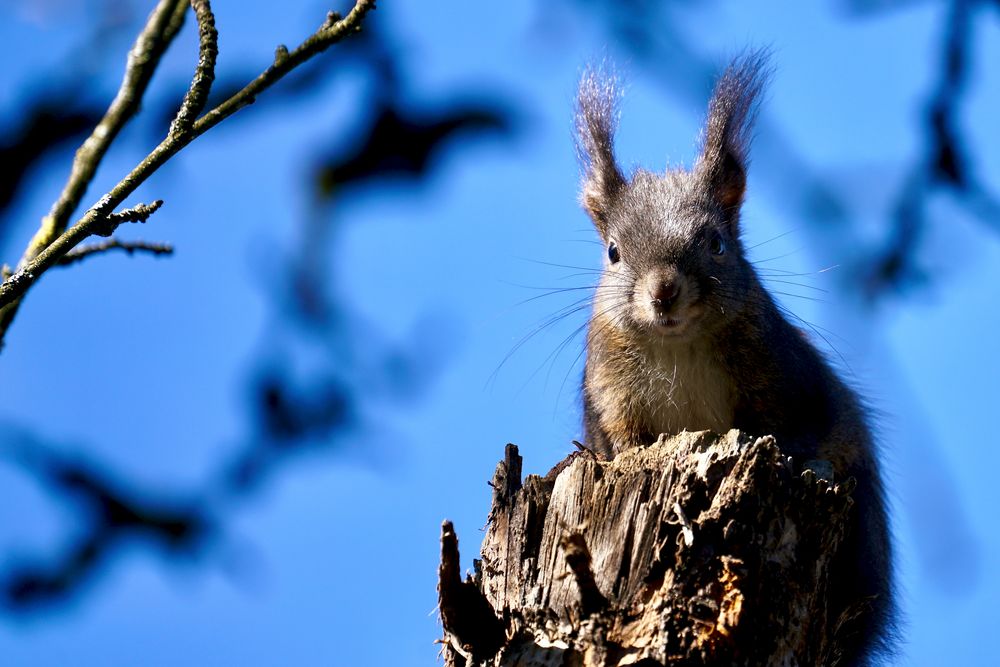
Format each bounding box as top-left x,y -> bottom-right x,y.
437,430 -> 854,666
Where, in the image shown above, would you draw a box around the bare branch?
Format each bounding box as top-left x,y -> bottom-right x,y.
0,0 -> 376,348
170,0 -> 219,137
58,240 -> 175,267
192,0 -> 376,136
23,0 -> 188,267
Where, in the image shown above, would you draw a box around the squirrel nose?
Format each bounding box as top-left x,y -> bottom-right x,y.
650,281 -> 680,312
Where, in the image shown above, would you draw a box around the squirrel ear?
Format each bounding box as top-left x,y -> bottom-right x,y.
576,66 -> 627,236
696,51 -> 769,225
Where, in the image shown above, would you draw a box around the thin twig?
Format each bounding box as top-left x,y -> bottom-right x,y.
170,0 -> 218,136
93,200 -> 165,236
58,240 -> 175,267
191,5 -> 373,137
106,200 -> 165,225
0,0 -> 376,347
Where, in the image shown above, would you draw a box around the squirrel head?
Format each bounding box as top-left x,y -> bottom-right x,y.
575,53 -> 769,341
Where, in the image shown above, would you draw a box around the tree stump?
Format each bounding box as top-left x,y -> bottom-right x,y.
437,430 -> 856,666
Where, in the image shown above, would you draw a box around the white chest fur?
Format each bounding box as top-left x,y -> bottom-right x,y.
624,339 -> 735,437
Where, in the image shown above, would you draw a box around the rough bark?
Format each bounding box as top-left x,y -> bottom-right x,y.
438,430 -> 855,666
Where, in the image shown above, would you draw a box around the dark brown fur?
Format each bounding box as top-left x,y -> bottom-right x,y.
575,54 -> 895,665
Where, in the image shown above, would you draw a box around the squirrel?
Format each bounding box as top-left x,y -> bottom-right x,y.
574,53 -> 894,666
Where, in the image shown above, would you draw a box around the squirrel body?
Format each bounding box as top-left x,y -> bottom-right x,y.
575,55 -> 894,666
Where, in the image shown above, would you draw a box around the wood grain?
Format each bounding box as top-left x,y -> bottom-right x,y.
438,430 -> 855,666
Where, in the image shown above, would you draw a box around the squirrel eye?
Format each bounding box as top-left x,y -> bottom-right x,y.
710,232 -> 726,256
607,241 -> 620,264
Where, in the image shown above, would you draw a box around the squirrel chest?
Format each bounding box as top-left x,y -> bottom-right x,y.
587,335 -> 736,443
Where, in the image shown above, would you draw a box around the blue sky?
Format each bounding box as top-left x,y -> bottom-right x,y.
1,0 -> 998,664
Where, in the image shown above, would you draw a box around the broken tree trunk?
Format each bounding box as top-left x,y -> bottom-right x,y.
437,430 -> 855,666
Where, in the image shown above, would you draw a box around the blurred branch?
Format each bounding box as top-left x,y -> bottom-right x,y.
315,98 -> 512,196
1,438 -> 215,610
0,0 -> 376,349
0,101 -> 102,227
836,0 -> 935,16
864,0 -> 1000,297
0,3 -> 139,245
57,239 -> 174,267
225,373 -> 353,492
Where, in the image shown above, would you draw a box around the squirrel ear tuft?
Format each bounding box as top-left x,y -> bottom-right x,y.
576,65 -> 626,235
696,50 -> 770,221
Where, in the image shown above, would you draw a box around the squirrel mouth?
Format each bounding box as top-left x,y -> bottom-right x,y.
642,297 -> 702,336
648,305 -> 702,335
651,315 -> 688,333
